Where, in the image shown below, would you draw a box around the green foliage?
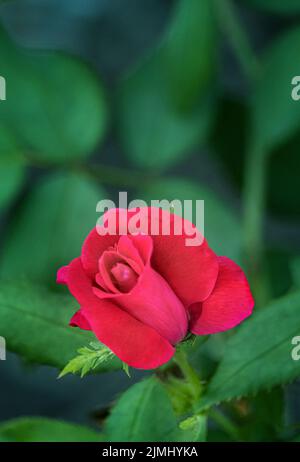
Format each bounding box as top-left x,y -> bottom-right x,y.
0,280 -> 119,371
164,375 -> 197,417
209,97 -> 247,191
242,0 -> 300,14
268,133 -> 300,220
0,26 -> 107,164
0,0 -> 300,444
118,0 -> 216,170
0,125 -> 25,210
253,26 -> 300,151
122,362 -> 131,377
266,251 -> 293,299
59,341 -> 119,378
105,377 -> 179,442
211,97 -> 300,221
161,0 -> 216,110
179,415 -> 207,442
0,162 -> 24,211
239,388 -> 284,442
291,258 -> 300,288
140,178 -> 242,262
198,291 -> 300,410
0,418 -> 102,442
0,171 -> 105,286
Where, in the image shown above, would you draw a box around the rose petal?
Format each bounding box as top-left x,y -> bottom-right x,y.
190,257 -> 254,335
81,228 -> 118,277
93,264 -> 188,345
91,234 -> 187,344
56,266 -> 69,285
66,258 -> 175,369
81,207 -> 219,307
99,208 -> 219,307
117,235 -> 144,270
98,251 -> 122,293
70,309 -> 91,330
149,208 -> 219,307
110,263 -> 139,293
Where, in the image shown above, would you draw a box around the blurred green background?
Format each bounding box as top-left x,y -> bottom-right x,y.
0,0 -> 300,442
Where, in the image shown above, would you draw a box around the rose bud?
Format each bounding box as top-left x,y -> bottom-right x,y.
57,207 -> 254,369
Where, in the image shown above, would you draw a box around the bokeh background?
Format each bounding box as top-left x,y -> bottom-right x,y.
0,0 -> 300,442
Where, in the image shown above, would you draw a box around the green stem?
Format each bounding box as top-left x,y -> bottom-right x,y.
174,349 -> 203,402
243,140 -> 271,306
215,0 -> 270,305
174,352 -> 240,441
214,0 -> 259,81
243,142 -> 266,264
209,408 -> 241,441
26,152 -> 157,190
82,163 -> 156,190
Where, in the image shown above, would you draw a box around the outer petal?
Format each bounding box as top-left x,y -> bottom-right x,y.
98,208 -> 219,307
190,257 -> 254,335
152,231 -> 219,307
81,228 -> 118,277
70,309 -> 91,330
94,265 -> 188,345
92,234 -> 187,344
56,266 -> 69,285
66,258 -> 175,369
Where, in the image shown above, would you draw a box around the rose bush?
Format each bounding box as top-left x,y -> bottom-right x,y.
57,207 -> 254,369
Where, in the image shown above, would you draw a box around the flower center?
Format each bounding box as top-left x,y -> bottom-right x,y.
110,262 -> 138,293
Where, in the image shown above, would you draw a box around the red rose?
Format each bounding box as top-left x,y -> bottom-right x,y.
57,207 -> 254,369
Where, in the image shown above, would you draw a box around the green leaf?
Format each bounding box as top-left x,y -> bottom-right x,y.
179,414 -> 207,442
161,0 -> 216,111
0,418 -> 102,442
242,0 -> 300,14
122,362 -> 131,377
291,257 -> 300,288
139,178 -> 242,262
0,280 -> 120,371
239,388 -> 284,442
0,123 -> 22,160
59,341 -> 116,378
0,26 -> 108,163
0,125 -> 25,210
0,171 -> 105,286
118,0 -> 216,170
198,290 -> 300,411
253,26 -> 300,151
105,377 -> 179,442
0,162 -> 24,211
